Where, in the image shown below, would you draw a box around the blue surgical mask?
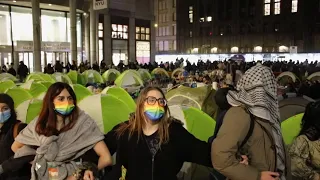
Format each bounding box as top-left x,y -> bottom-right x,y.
0,110 -> 11,123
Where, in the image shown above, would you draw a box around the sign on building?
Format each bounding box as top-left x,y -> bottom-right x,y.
16,41 -> 71,52
93,0 -> 108,10
290,46 -> 298,54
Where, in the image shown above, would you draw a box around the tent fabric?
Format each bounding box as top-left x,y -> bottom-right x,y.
102,69 -> 121,82
276,71 -> 298,85
137,69 -> 152,82
52,72 -> 73,84
281,113 -> 303,145
82,70 -> 104,84
5,87 -> 33,108
0,73 -> 17,81
151,68 -> 169,77
16,99 -> 42,124
171,68 -> 184,78
115,70 -> 144,87
67,70 -> 85,84
20,80 -> 48,100
70,84 -> 93,102
307,72 -> 320,81
26,73 -> 56,83
78,94 -> 132,133
279,96 -> 312,122
38,81 -> 53,89
0,80 -> 16,93
101,87 -> 136,112
166,86 -> 218,118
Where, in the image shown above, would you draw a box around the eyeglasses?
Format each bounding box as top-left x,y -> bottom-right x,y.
145,96 -> 167,107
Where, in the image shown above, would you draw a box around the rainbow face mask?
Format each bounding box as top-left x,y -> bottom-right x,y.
54,102 -> 75,116
144,104 -> 165,121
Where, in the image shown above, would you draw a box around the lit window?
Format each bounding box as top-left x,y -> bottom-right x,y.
136,26 -> 150,41
189,31 -> 192,37
264,0 -> 271,16
207,16 -> 212,22
274,0 -> 281,15
200,17 -> 205,22
111,24 -> 128,39
292,0 -> 298,13
98,23 -> 103,30
189,6 -> 193,23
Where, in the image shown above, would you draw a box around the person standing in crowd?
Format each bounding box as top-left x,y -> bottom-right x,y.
289,101 -> 320,180
7,63 -> 16,77
11,82 -> 112,180
212,64 -> 291,180
0,94 -> 30,180
17,61 -> 28,82
104,86 -> 212,180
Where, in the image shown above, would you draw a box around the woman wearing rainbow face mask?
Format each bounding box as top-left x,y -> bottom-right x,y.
11,82 -> 112,180
104,86 -> 212,180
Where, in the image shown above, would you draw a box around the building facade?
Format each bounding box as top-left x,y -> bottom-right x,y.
154,0 -> 177,54
176,0 -> 320,55
0,0 -> 155,72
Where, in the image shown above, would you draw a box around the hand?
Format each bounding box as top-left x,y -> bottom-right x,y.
261,171 -> 279,180
240,155 -> 249,165
83,170 -> 94,180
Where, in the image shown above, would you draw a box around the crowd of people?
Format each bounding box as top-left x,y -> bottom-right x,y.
0,58 -> 320,179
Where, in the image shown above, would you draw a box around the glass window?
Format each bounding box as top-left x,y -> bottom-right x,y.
0,5 -> 11,45
42,10 -> 67,42
99,30 -> 103,38
111,24 -> 128,39
136,27 -> 140,33
99,23 -> 103,30
136,26 -> 150,41
189,6 -> 193,23
136,41 -> 150,64
99,39 -> 103,62
11,7 -> 33,41
292,0 -> 298,13
264,0 -> 271,16
274,0 -> 281,15
112,40 -> 128,66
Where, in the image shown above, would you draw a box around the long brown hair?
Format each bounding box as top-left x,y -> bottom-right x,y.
117,86 -> 172,144
35,82 -> 79,137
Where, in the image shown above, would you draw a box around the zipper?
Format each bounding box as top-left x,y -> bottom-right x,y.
144,136 -> 159,180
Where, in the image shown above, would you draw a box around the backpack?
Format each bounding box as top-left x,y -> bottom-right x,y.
209,112 -> 255,180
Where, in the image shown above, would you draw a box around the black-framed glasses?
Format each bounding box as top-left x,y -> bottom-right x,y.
145,96 -> 167,107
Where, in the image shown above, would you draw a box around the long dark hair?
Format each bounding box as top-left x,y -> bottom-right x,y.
35,82 -> 79,137
299,101 -> 320,141
0,93 -> 18,132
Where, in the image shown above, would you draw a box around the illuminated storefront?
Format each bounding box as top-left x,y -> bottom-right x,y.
136,26 -> 151,64
0,4 -> 83,71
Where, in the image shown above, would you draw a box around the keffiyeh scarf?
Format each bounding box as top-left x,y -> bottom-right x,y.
227,64 -> 286,179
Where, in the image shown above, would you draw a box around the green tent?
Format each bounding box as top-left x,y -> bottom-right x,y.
0,80 -> 16,93
52,72 -> 73,84
115,70 -> 144,87
276,71 -> 298,86
169,105 -> 215,141
102,69 -> 121,83
20,80 -> 47,100
5,87 -> 33,108
70,84 -> 93,102
0,73 -> 17,81
38,81 -> 53,89
16,99 -> 43,123
82,70 -> 104,84
78,94 -> 132,133
281,113 -> 303,145
137,69 -> 152,82
26,73 -> 55,83
101,87 -> 136,112
171,68 -> 184,78
151,68 -> 169,77
67,70 -> 85,84
166,86 -> 218,118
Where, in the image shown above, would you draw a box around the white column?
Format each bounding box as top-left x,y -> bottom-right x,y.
89,5 -> 97,66
129,16 -> 136,63
13,52 -> 19,71
31,0 -> 41,72
104,12 -> 112,66
70,0 -> 77,64
84,14 -> 90,63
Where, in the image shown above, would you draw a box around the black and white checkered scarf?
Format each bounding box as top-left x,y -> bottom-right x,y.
227,64 -> 286,179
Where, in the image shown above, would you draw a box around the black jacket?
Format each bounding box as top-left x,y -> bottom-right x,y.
104,120 -> 212,180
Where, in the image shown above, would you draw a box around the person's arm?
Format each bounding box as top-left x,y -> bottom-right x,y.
93,141 -> 112,170
173,122 -> 212,167
11,141 -> 25,153
104,122 -> 128,155
289,135 -> 319,180
211,107 -> 260,180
